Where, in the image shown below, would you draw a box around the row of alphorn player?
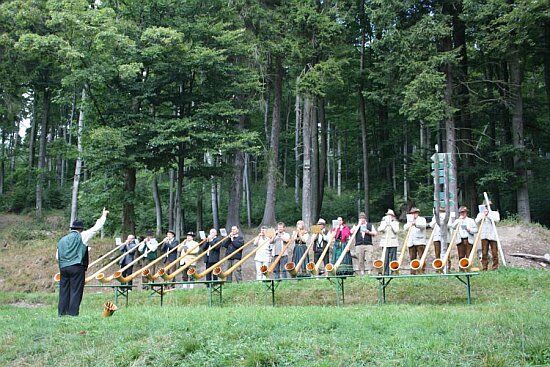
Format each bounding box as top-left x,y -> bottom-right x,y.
54,199 -> 501,285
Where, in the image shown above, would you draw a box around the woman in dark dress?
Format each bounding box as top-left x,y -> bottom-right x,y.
291,220 -> 309,274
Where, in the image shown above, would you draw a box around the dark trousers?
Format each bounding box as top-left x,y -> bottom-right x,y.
408,245 -> 426,274
314,251 -> 329,269
383,247 -> 397,275
456,238 -> 472,260
226,259 -> 242,283
205,262 -> 218,285
121,266 -> 133,286
273,255 -> 288,279
58,264 -> 86,316
481,239 -> 499,270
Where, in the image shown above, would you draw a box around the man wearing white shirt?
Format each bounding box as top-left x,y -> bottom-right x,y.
57,208 -> 108,316
450,206 -> 478,267
403,207 -> 427,274
476,202 -> 501,270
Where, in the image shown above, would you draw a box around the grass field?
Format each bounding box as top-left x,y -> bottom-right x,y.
0,268 -> 549,367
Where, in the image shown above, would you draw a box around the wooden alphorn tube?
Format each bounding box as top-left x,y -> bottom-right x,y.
261,232 -> 296,276
325,226 -> 360,276
432,225 -> 460,272
162,236 -> 229,281
146,239 -> 206,281
388,225 -> 414,274
459,217 -> 485,271
187,236 -> 249,280
215,237 -> 272,280
286,234 -> 317,277
306,232 -> 335,276
410,229 -> 436,272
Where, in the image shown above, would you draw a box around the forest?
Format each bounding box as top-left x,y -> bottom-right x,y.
0,0 -> 548,238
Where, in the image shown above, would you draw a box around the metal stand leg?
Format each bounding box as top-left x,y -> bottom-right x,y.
208,282 -> 223,307
454,275 -> 472,305
160,285 -> 164,307
263,280 -> 278,306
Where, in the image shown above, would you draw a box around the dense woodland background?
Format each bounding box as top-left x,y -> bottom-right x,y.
0,0 -> 548,238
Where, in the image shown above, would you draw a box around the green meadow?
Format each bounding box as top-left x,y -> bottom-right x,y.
1,268 -> 548,367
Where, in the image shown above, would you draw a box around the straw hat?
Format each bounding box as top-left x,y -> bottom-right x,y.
458,206 -> 469,213
317,218 -> 326,225
359,212 -> 366,219
186,231 -> 195,237
385,209 -> 396,217
409,207 -> 420,214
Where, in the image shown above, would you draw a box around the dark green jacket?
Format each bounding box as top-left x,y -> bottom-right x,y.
57,231 -> 87,269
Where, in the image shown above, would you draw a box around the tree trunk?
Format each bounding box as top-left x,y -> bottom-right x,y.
244,153 -> 252,228
294,93 -> 302,206
311,99 -> 319,222
211,178 -> 219,230
152,174 -> 162,235
175,155 -> 184,238
121,167 -> 136,237
337,136 -> 342,196
28,93 -> 38,171
196,183 -> 203,233
0,129 -> 5,195
260,59 -> 283,227
357,0 -> 369,217
509,50 -> 531,222
544,19 -> 550,109
226,117 -> 246,229
302,97 -> 313,228
168,169 -> 175,230
282,97 -> 291,187
70,88 -> 86,224
318,97 -> 327,216
35,88 -> 50,220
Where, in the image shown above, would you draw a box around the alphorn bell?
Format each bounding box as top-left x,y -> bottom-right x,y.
409,229 -> 436,273
261,231 -> 296,276
325,225 -> 360,276
286,233 -> 318,277
96,238 -> 164,284
53,241 -> 135,282
215,236 -> 273,280
187,235 -> 250,280
372,229 -> 390,275
306,231 -> 336,276
459,216 -> 486,271
145,238 -> 206,281
161,235 -> 229,281
432,225 -> 460,272
388,225 -> 414,274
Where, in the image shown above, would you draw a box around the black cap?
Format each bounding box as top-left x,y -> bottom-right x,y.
145,230 -> 153,236
167,229 -> 176,236
70,220 -> 84,230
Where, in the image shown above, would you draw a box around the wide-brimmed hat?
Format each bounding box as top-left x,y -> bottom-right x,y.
409,207 -> 420,214
70,220 -> 84,230
186,231 -> 195,237
385,209 -> 396,217
167,229 -> 176,236
145,230 -> 154,236
317,218 -> 326,225
359,212 -> 366,219
459,206 -> 469,213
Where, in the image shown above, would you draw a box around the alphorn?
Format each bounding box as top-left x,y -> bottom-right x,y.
410,229 -> 436,272
432,225 -> 460,272
53,241 -> 134,282
459,216 -> 486,271
325,226 -> 360,276
286,234 -> 317,277
306,231 -> 336,276
215,236 -> 273,280
97,238 -> 168,284
261,231 -> 297,276
161,235 -> 229,281
373,228 -> 391,275
388,224 -> 414,274
144,238 -> 206,281
113,238 -> 186,283
189,236 -> 255,280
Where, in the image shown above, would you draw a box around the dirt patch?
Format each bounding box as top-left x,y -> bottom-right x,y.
9,301 -> 45,308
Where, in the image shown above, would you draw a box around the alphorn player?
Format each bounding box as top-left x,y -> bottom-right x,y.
179,232 -> 199,288
429,208 -> 453,269
475,200 -> 501,270
450,206 -> 477,271
291,220 -> 309,274
160,230 -> 178,287
353,212 -> 377,276
377,209 -> 400,275
200,228 -> 221,283
271,222 -> 291,279
56,208 -> 109,316
118,234 -> 139,286
222,226 -> 245,283
313,219 -> 330,272
404,207 -> 427,275
138,230 -> 159,287
254,226 -> 271,280
332,217 -> 353,275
